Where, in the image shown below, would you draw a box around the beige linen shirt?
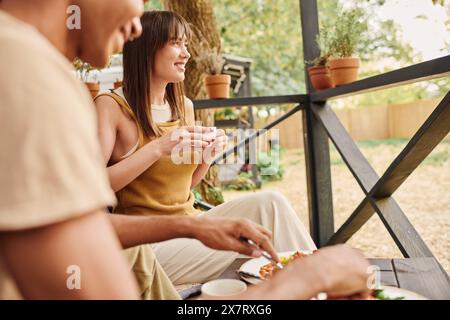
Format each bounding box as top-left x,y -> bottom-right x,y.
0,10 -> 116,299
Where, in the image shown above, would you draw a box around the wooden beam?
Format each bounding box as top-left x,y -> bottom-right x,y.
300,0 -> 334,246
212,105 -> 303,165
193,94 -> 306,109
313,99 -> 445,259
372,197 -> 434,258
371,93 -> 450,198
311,103 -> 379,193
327,198 -> 374,245
393,258 -> 450,299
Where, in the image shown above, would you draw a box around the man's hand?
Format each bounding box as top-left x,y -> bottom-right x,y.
236,244 -> 371,300
193,216 -> 279,262
271,244 -> 370,299
312,244 -> 371,299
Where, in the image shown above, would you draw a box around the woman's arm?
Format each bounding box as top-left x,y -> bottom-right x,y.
95,96 -> 210,192
95,96 -> 163,192
191,163 -> 211,188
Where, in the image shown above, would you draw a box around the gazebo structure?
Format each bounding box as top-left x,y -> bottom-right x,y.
192,0 -> 450,299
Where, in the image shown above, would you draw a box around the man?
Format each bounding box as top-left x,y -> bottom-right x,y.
0,0 -> 371,300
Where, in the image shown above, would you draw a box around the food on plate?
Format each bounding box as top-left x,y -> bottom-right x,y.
372,289 -> 404,300
259,251 -> 311,279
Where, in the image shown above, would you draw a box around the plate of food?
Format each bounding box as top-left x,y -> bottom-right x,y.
237,250 -> 313,285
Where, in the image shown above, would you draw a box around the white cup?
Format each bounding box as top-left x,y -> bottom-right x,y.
201,279 -> 247,298
203,127 -> 217,142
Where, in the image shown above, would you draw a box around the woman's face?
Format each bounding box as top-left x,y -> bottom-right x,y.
153,35 -> 190,83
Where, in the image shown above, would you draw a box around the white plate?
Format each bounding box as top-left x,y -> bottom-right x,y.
373,286 -> 428,300
238,251 -> 312,285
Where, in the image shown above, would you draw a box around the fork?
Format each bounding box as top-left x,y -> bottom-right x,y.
241,237 -> 284,270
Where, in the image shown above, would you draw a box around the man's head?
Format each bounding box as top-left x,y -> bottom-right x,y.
72,0 -> 144,67
0,0 -> 144,67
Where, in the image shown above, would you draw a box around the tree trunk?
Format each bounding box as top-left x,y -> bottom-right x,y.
162,0 -> 224,205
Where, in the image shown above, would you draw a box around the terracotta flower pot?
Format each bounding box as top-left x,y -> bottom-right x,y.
307,66 -> 334,90
85,82 -> 100,99
329,57 -> 360,86
204,74 -> 231,99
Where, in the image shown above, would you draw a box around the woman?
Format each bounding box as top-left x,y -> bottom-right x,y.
95,10 -> 316,293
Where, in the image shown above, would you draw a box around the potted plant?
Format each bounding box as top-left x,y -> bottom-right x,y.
113,79 -> 123,89
195,47 -> 231,99
306,28 -> 334,91
73,57 -> 100,98
328,8 -> 367,86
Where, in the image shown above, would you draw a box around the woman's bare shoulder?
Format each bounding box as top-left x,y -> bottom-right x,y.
183,96 -> 195,125
95,94 -> 128,124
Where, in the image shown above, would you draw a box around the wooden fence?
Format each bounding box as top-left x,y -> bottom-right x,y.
255,96 -> 449,149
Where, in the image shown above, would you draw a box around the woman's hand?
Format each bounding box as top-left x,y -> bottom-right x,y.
202,129 -> 228,164
152,125 -> 214,157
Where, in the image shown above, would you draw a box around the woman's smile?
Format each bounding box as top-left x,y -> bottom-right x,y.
174,61 -> 186,72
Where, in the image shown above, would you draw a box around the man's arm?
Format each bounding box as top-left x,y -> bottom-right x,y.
108,214 -> 279,261
0,211 -> 139,299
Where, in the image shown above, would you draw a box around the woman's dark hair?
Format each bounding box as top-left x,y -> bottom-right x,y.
122,10 -> 191,137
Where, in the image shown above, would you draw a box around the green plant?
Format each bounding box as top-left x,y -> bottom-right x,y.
72,57 -> 99,82
192,188 -> 203,201
207,186 -> 224,203
257,147 -> 284,182
189,23 -> 225,76
194,46 -> 225,75
327,8 -> 368,58
307,27 -> 334,67
215,107 -> 238,120
225,172 -> 256,191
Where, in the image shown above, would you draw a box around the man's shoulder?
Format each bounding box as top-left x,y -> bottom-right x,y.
1,13 -> 55,52
0,11 -> 73,80
0,12 -> 91,115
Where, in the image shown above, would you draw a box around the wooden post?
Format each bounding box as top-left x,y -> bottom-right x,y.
299,0 -> 334,246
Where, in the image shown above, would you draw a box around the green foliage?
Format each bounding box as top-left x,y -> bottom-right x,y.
257,146 -> 284,182
206,186 -> 224,204
212,0 -> 446,105
72,57 -> 99,82
306,27 -> 334,67
144,0 -> 162,10
326,8 -> 368,58
215,0 -> 306,95
225,172 -> 256,191
192,188 -> 203,201
424,150 -> 449,165
374,289 -> 405,300
215,108 -> 238,120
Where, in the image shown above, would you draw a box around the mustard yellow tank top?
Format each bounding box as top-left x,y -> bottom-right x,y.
97,91 -> 200,217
